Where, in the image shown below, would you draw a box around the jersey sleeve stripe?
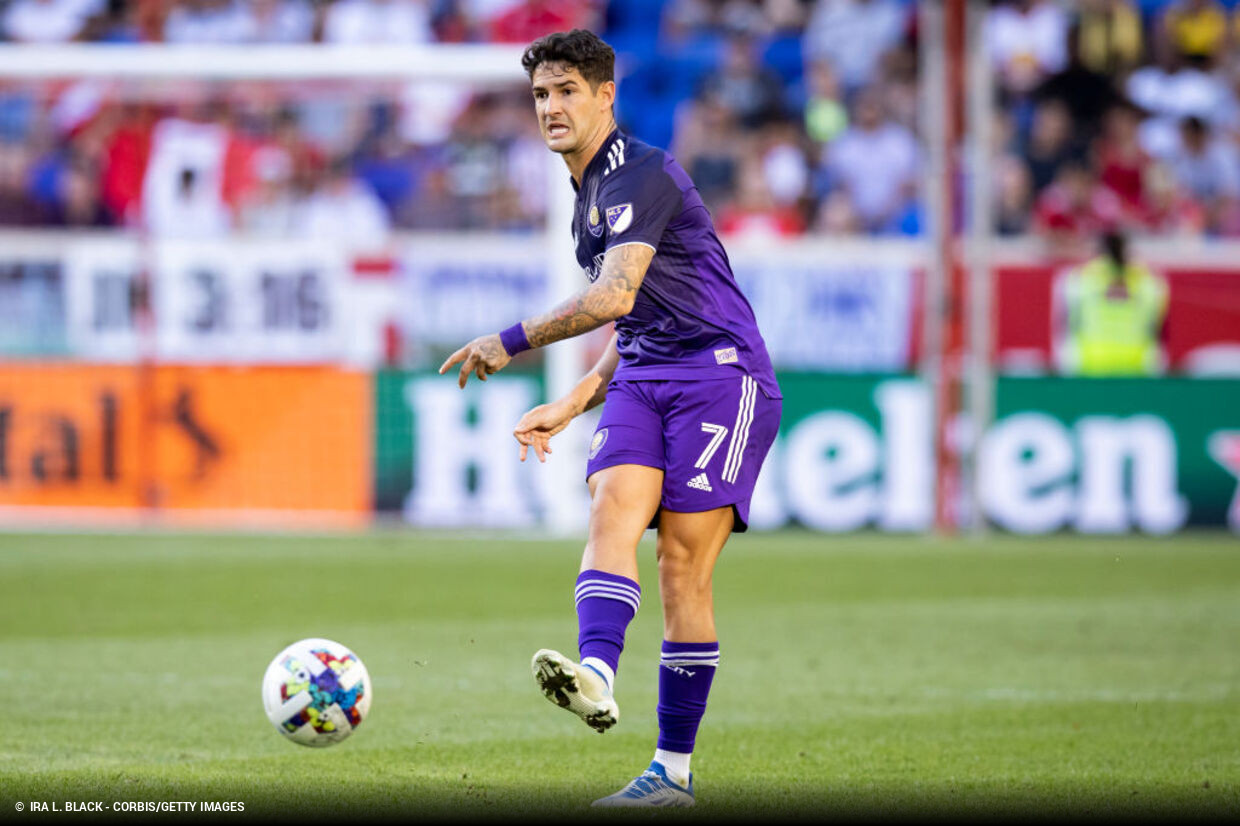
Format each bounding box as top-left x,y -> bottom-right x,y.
605,240 -> 657,254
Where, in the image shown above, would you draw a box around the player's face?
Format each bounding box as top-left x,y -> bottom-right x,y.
530,62 -> 614,155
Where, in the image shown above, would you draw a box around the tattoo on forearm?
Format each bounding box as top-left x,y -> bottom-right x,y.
525,245 -> 650,348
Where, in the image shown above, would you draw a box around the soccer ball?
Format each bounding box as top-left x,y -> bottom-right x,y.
261,638 -> 372,747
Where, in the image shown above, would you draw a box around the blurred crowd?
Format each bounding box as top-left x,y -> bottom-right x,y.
0,0 -> 604,237
991,0 -> 1240,243
2,0 -> 1240,242
0,0 -> 601,45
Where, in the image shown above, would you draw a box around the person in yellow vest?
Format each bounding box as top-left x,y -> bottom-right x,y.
1054,231 -> 1169,375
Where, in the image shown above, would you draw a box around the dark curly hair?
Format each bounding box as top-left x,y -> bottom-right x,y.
521,29 -> 615,90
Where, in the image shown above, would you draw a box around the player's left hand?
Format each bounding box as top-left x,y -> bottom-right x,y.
438,333 -> 511,388
513,399 -> 576,463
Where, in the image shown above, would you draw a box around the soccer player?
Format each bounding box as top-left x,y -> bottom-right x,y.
439,29 -> 781,808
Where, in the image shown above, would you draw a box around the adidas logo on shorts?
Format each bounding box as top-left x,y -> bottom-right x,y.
687,473 -> 712,492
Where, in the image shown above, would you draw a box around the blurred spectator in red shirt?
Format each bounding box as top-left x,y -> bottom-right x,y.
487,0 -> 599,43
1034,160 -> 1122,243
1094,101 -> 1152,220
100,102 -> 157,225
717,156 -> 806,239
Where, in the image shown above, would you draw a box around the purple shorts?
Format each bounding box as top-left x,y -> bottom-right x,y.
585,373 -> 781,532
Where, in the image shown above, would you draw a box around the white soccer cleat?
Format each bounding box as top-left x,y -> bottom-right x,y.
591,761 -> 696,807
531,648 -> 619,733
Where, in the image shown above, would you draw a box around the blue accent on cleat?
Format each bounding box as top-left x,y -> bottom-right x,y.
581,662 -> 610,691
591,761 -> 695,808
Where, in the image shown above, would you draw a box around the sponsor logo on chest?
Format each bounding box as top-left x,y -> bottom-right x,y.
584,252 -> 605,283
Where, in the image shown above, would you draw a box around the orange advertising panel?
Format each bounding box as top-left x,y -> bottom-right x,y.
0,364 -> 370,526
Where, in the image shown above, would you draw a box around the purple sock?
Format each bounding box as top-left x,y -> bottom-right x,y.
574,570 -> 640,676
656,641 -> 719,753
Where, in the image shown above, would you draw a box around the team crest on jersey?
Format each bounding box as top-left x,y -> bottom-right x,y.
587,204 -> 603,237
605,203 -> 633,234
589,427 -> 609,459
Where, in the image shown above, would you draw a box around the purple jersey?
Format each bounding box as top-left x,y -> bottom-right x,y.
572,129 -> 781,400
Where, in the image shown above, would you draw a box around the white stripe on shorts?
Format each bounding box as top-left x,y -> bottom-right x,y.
722,376 -> 756,484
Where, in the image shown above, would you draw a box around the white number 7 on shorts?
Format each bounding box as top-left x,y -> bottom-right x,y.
695,423 -> 729,469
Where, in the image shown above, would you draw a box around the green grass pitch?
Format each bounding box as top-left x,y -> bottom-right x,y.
1,529 -> 1238,822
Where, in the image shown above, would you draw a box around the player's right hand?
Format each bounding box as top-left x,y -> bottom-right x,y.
438,333 -> 511,389
514,401 -> 576,463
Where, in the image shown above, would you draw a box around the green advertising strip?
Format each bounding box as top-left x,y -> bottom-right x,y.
374,370 -> 1240,533
374,369 -> 545,516
374,369 -> 415,513
990,377 -> 1240,532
